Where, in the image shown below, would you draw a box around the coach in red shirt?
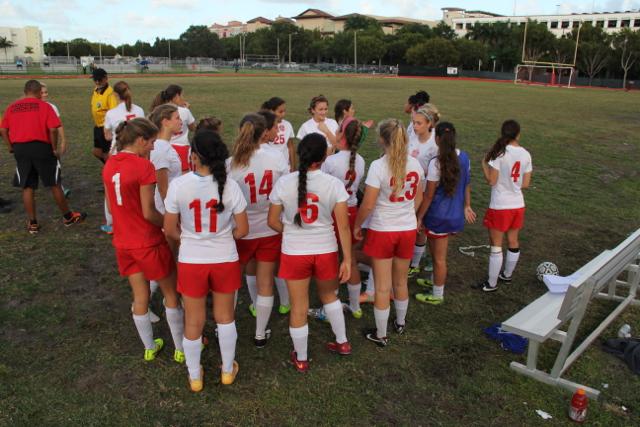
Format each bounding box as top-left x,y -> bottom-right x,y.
0,80 -> 86,234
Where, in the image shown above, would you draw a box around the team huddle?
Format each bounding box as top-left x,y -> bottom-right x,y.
0,71 -> 532,393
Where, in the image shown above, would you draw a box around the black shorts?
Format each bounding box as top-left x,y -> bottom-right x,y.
12,142 -> 61,189
93,126 -> 110,153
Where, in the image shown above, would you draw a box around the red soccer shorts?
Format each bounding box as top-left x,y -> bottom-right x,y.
278,252 -> 339,281
177,261 -> 242,297
332,206 -> 358,245
483,208 -> 525,232
116,243 -> 174,280
363,229 -> 417,260
171,144 -> 191,172
236,234 -> 282,264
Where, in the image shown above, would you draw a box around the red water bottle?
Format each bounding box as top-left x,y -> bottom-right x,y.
568,388 -> 588,422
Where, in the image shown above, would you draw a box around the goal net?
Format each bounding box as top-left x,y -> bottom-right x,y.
515,64 -> 576,88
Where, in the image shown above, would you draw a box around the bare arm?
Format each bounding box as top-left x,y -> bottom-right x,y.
521,171 -> 532,189
416,180 -> 437,224
482,159 -> 499,186
287,138 -> 296,171
267,204 -> 284,233
232,211 -> 249,239
140,184 -> 164,227
56,126 -> 67,157
156,169 -> 169,201
464,185 -> 476,223
353,185 -> 379,240
333,201 -> 352,283
163,212 -> 181,242
49,128 -> 58,154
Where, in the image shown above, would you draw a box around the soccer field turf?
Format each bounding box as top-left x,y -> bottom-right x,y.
0,75 -> 639,425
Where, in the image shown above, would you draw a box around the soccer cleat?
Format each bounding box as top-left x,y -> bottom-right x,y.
498,272 -> 512,283
359,292 -> 375,304
27,221 -> 40,235
342,303 -> 363,319
100,224 -> 113,235
290,351 -> 310,373
416,278 -> 433,289
407,266 -> 421,278
415,293 -> 443,305
364,329 -> 388,348
326,341 -> 352,355
173,349 -> 185,364
248,304 -> 257,318
393,319 -> 406,335
221,360 -> 239,385
188,365 -> 204,393
63,187 -> 71,198
63,211 -> 87,226
144,338 -> 164,361
308,307 -> 327,322
278,304 -> 291,315
423,261 -> 434,273
254,329 -> 272,348
472,280 -> 498,292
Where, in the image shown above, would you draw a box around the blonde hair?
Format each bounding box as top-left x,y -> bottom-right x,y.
378,119 -> 408,195
415,104 -> 440,130
231,113 -> 267,169
148,104 -> 178,129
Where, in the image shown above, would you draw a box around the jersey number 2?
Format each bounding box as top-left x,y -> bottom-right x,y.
244,171 -> 273,203
189,199 -> 218,233
510,161 -> 521,183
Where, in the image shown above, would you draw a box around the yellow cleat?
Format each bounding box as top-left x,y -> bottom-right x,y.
221,361 -> 239,385
144,338 -> 164,361
189,365 -> 204,393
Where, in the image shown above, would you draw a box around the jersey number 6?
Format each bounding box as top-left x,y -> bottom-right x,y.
299,193 -> 319,224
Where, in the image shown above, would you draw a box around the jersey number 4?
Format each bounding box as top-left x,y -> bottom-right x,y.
299,193 -> 319,224
189,199 -> 218,233
244,171 -> 273,203
510,161 -> 521,183
389,171 -> 419,202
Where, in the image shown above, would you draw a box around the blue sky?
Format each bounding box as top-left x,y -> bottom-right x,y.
1,0 -> 638,44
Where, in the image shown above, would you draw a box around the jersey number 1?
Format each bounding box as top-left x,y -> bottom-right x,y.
510,161 -> 521,183
112,173 -> 123,206
189,199 -> 218,233
244,171 -> 273,203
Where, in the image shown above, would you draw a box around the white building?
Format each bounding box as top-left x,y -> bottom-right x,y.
0,26 -> 44,62
442,7 -> 640,38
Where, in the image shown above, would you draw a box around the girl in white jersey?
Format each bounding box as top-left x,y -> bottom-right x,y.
475,120 -> 532,292
408,104 -> 440,279
262,97 -> 296,171
296,95 -> 339,154
404,90 -> 429,139
164,130 -> 249,392
354,119 -> 424,347
151,84 -> 196,172
268,133 -> 352,372
40,83 -> 70,198
228,112 -> 289,348
102,81 -> 145,234
321,117 -> 366,318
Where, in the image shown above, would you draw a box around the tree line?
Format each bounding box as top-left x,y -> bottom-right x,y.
44,16 -> 639,83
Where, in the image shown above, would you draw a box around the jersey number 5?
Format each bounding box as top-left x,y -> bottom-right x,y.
299,193 -> 319,224
244,171 -> 273,203
389,171 -> 420,202
189,199 -> 218,233
510,161 -> 521,183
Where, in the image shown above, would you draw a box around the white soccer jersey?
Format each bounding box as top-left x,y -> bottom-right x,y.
104,102 -> 145,154
321,150 -> 365,207
268,119 -> 294,165
48,102 -> 60,117
169,105 -> 195,146
269,170 -> 349,255
165,173 -> 247,264
407,121 -> 415,139
364,155 -> 424,232
296,118 -> 339,147
150,138 -> 183,213
228,146 -> 289,240
408,130 -> 438,175
488,145 -> 532,210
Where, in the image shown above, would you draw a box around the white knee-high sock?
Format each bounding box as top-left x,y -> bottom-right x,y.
246,275 -> 257,306
432,284 -> 445,298
104,198 -> 113,226
165,306 -> 184,351
411,244 -> 425,268
275,277 -> 289,306
366,269 -> 375,295
217,321 -> 237,373
183,336 -> 202,380
348,283 -> 361,311
289,324 -> 309,361
324,299 -> 347,344
132,312 -> 155,350
255,295 -> 274,338
503,248 -> 520,277
488,246 -> 503,287
393,298 -> 409,326
374,306 -> 390,338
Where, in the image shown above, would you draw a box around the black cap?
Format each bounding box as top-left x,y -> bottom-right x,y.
91,68 -> 108,81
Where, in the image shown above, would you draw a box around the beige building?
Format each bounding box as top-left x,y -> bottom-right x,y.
0,26 -> 44,62
331,13 -> 435,34
291,9 -> 337,34
209,21 -> 247,38
247,17 -> 274,33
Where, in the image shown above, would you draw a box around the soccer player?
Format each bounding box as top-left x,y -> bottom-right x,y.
354,119 -> 424,347
90,68 -> 118,163
415,122 -> 476,304
195,116 -> 223,134
102,118 -> 184,363
40,82 -> 70,198
404,90 -> 429,139
296,95 -> 339,154
0,80 -> 86,233
164,130 -> 248,393
262,97 -> 295,171
228,112 -> 289,347
268,133 -> 352,372
475,120 -> 532,292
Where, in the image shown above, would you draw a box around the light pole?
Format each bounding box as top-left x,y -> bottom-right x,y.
66,40 -> 70,62
354,30 -> 357,72
168,39 -> 171,64
288,33 -> 292,64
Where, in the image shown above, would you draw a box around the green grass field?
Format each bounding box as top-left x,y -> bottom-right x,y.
0,75 -> 639,426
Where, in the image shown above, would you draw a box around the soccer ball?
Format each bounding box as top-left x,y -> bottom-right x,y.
536,262 -> 559,281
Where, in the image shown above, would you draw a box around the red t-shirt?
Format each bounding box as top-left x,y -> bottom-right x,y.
0,97 -> 61,144
102,152 -> 166,250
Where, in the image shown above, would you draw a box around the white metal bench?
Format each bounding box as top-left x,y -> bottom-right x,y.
0,64 -> 27,74
502,229 -> 640,399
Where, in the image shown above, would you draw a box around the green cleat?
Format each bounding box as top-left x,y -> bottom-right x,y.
416,278 -> 433,288
278,304 -> 291,315
144,338 -> 164,361
415,293 -> 443,305
174,349 -> 185,364
248,304 -> 257,318
407,267 -> 421,278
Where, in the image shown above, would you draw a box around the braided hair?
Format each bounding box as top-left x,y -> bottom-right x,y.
343,119 -> 363,191
294,133 -> 327,226
485,120 -> 520,162
191,130 -> 229,212
434,122 -> 460,197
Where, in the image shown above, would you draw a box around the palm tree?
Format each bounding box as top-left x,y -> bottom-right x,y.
0,36 -> 15,62
24,46 -> 34,55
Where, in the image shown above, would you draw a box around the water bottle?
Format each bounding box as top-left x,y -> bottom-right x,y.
568,388 -> 588,423
618,324 -> 632,338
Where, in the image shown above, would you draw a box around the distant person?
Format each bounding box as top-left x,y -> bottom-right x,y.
234,59 -> 239,73
16,59 -> 23,70
0,80 -> 86,234
90,68 -> 118,163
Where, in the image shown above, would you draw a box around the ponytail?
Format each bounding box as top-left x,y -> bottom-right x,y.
148,104 -> 178,129
485,119 -> 520,162
191,130 -> 229,212
231,113 -> 267,169
342,119 -> 363,190
261,96 -> 285,112
115,117 -> 158,152
294,133 -> 327,226
113,81 -> 132,112
150,84 -> 183,111
435,122 -> 460,197
378,119 -> 408,195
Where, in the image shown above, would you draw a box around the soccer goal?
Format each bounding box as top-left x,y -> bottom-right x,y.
515,64 -> 576,88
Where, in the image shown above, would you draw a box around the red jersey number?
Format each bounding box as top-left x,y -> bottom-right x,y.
510,161 -> 521,183
299,193 -> 319,224
189,198 -> 218,233
389,171 -> 420,202
244,170 -> 273,203
272,135 -> 286,145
